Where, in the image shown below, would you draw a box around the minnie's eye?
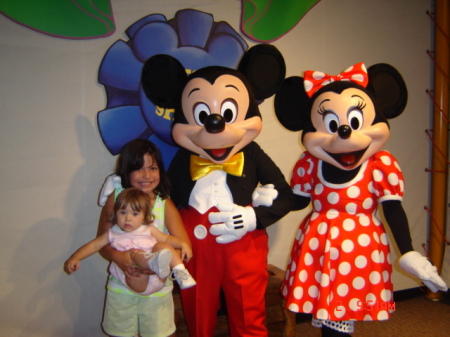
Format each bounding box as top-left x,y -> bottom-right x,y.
323,113 -> 339,134
348,110 -> 363,131
194,103 -> 210,125
221,99 -> 237,123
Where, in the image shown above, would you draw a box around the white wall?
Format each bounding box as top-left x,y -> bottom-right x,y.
0,0 -> 442,336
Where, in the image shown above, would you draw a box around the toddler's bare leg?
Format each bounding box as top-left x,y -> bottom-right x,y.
124,273 -> 149,294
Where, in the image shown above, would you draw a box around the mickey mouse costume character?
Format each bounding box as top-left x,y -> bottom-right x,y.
274,63 -> 448,336
140,44 -> 298,337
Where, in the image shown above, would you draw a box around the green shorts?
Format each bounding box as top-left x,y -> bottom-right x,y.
102,289 -> 176,337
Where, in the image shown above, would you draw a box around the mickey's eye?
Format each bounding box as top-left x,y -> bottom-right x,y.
221,99 -> 237,123
323,113 -> 339,134
194,103 -> 210,125
348,109 -> 363,131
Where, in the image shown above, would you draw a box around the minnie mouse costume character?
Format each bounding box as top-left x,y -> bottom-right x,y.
141,44 -> 298,337
274,63 -> 448,336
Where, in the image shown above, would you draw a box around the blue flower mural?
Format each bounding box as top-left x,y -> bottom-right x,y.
97,9 -> 248,168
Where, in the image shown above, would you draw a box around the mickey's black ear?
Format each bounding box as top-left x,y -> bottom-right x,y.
367,63 -> 408,119
238,44 -> 286,101
141,54 -> 188,109
274,76 -> 310,132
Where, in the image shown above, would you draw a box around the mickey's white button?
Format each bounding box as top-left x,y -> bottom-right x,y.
194,225 -> 207,240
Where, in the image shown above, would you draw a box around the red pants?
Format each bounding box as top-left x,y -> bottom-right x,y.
179,207 -> 269,337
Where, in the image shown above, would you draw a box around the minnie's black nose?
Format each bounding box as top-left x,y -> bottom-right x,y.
338,125 -> 352,139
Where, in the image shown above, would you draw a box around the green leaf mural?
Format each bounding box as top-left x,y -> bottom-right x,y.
0,0 -> 115,39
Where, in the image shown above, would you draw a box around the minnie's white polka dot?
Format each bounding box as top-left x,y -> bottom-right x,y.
315,183 -> 324,195
388,173 -> 399,186
293,286 -> 303,300
304,253 -> 314,265
288,303 -> 300,312
330,247 -> 340,260
382,271 -> 390,282
355,255 -> 367,268
349,298 -> 361,311
313,200 -> 322,211
363,198 -> 373,209
321,273 -> 330,287
371,250 -> 381,263
352,277 -> 365,289
346,203 -> 357,214
309,237 -> 319,250
370,271 -> 381,284
380,289 -> 392,302
347,186 -> 360,198
303,301 -> 313,313
358,234 -> 370,247
315,271 -> 322,283
328,192 -> 339,204
317,222 -> 328,235
310,212 -> 319,221
289,275 -> 294,286
368,181 -> 375,193
373,231 -> 380,243
317,308 -> 329,320
326,209 -> 339,219
297,167 -> 306,177
330,226 -> 340,240
342,239 -> 354,253
313,71 -> 326,80
343,218 -> 356,231
359,215 -> 370,226
377,311 -> 389,320
299,270 -> 308,282
365,293 -> 376,304
364,314 -> 373,321
324,239 -> 331,253
337,283 -> 349,297
380,233 -> 389,245
373,169 -> 383,182
334,305 -> 346,318
290,261 -> 297,272
339,262 -> 351,275
330,269 -> 336,281
309,285 -> 319,298
379,251 -> 385,263
380,155 -> 392,166
304,183 -> 312,191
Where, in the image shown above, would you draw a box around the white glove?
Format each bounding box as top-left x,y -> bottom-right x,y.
208,203 -> 257,244
252,184 -> 278,207
98,174 -> 122,206
399,251 -> 448,293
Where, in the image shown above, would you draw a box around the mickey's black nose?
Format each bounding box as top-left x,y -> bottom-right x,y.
205,114 -> 225,134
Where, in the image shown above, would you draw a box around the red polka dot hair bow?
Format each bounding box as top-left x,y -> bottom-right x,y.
303,62 -> 368,97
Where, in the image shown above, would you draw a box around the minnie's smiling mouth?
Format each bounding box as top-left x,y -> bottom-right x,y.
326,147 -> 368,168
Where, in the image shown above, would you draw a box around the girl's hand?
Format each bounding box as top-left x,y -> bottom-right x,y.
180,242 -> 193,263
64,259 -> 80,275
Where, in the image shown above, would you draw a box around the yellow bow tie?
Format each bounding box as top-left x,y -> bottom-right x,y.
190,152 -> 244,181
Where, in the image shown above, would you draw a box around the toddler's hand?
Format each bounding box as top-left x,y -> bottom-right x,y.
64,259 -> 80,275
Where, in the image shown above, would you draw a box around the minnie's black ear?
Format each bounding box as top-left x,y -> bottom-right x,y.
274,76 -> 310,132
238,44 -> 286,101
367,63 -> 408,119
141,54 -> 188,109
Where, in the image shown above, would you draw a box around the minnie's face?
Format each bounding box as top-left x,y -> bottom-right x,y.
303,88 -> 390,170
172,74 -> 262,163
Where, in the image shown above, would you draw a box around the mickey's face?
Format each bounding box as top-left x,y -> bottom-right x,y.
303,88 -> 389,170
172,74 -> 262,163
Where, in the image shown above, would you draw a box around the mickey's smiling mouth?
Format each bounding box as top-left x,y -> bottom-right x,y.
326,147 -> 368,168
204,147 -> 233,161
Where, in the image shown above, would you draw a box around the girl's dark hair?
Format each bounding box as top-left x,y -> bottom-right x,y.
114,139 -> 170,199
112,188 -> 154,224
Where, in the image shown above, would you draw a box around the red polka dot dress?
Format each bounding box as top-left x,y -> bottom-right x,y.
281,151 -> 404,321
